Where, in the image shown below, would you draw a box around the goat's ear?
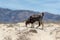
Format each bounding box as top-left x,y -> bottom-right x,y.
42,12 -> 44,16
30,16 -> 32,18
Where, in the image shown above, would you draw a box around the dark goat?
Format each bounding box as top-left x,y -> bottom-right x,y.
25,12 -> 44,29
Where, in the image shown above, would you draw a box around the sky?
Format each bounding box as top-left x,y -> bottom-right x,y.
0,0 -> 60,14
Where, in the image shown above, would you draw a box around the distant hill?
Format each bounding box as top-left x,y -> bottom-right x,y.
0,8 -> 60,23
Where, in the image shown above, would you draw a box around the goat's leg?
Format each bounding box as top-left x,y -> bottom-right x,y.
25,22 -> 28,27
31,23 -> 34,28
26,24 -> 27,27
41,21 -> 44,30
38,21 -> 41,27
36,21 -> 41,28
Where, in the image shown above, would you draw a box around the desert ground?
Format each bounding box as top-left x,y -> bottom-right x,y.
0,22 -> 60,40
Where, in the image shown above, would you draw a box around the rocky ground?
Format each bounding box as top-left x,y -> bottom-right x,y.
0,22 -> 60,40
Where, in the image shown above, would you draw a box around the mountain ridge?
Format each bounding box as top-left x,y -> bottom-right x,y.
0,8 -> 60,23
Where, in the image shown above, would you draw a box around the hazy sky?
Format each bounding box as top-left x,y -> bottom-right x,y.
0,0 -> 60,14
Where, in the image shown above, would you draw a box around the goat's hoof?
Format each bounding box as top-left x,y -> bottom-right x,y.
36,27 -> 38,29
41,28 -> 44,30
31,27 -> 34,28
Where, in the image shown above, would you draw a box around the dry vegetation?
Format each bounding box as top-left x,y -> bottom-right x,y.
0,22 -> 60,40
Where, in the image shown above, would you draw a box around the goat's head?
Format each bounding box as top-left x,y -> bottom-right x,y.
39,12 -> 44,17
42,12 -> 44,16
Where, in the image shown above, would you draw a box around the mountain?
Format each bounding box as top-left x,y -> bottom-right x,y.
0,8 -> 60,23
43,12 -> 60,23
